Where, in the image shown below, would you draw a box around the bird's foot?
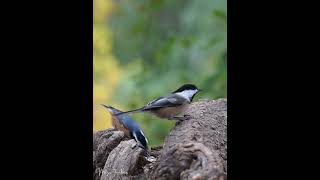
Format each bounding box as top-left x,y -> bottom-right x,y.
175,119 -> 183,125
169,114 -> 191,121
182,114 -> 191,120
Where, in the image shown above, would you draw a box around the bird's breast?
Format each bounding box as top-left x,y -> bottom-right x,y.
150,104 -> 188,118
112,116 -> 130,137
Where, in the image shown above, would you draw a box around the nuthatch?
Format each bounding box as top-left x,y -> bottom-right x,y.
101,105 -> 148,149
115,84 -> 201,121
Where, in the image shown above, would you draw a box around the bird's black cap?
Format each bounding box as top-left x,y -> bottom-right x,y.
173,84 -> 199,93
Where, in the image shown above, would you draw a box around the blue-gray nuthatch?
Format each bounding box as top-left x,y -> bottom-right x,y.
101,105 -> 148,149
115,84 -> 201,121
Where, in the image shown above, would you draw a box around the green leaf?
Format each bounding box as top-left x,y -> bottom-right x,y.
212,9 -> 227,20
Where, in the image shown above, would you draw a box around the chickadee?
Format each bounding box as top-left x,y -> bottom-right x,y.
115,84 -> 201,121
101,105 -> 148,149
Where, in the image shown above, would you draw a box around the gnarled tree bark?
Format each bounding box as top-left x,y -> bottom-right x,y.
93,99 -> 227,180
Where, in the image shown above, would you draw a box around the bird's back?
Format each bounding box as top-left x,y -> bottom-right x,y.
117,114 -> 141,132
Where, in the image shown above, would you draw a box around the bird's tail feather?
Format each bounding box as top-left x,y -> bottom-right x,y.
133,130 -> 148,149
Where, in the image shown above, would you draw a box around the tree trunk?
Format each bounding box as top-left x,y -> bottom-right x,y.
93,99 -> 227,180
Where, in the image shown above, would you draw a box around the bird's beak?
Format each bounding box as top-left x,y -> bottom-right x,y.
101,104 -> 113,113
198,89 -> 203,92
101,104 -> 110,109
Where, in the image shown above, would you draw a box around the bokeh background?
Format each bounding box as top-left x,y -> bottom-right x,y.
93,0 -> 227,146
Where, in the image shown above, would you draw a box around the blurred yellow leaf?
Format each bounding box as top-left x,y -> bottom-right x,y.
93,25 -> 112,54
94,0 -> 114,23
93,0 -> 123,131
93,105 -> 112,131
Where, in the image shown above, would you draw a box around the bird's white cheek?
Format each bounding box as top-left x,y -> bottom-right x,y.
176,90 -> 197,100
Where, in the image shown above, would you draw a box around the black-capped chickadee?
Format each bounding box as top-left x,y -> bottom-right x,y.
115,84 -> 201,121
101,105 -> 148,149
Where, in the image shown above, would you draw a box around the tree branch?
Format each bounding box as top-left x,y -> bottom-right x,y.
93,99 -> 227,180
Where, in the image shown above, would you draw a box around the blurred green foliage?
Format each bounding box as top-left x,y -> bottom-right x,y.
93,0 -> 226,146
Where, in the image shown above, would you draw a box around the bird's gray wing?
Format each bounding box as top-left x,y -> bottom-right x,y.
143,94 -> 186,110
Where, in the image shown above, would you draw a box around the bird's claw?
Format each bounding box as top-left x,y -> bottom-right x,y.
183,114 -> 191,120
170,114 -> 191,121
